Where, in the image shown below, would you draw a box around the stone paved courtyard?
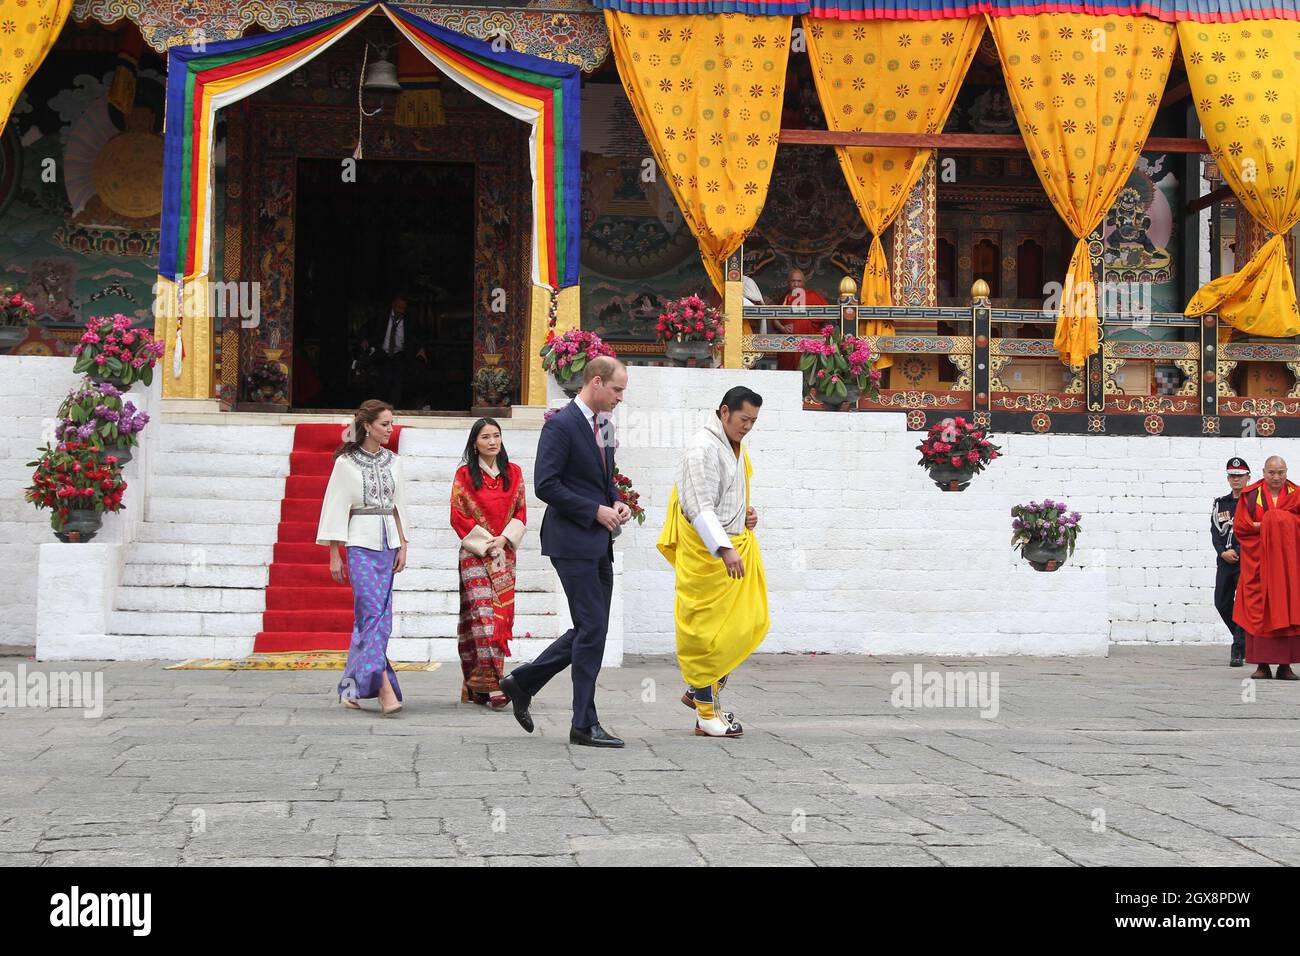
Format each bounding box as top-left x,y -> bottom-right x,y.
2,646 -> 1298,867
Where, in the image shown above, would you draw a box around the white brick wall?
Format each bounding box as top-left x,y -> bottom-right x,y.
592,366 -> 1276,656
0,356 -> 159,646
7,355 -> 1277,656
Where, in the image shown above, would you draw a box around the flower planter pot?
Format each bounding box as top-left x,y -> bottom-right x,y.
663,340 -> 715,367
813,384 -> 860,411
89,369 -> 133,392
551,369 -> 584,398
926,462 -> 975,492
95,440 -> 134,466
55,509 -> 103,543
1021,540 -> 1069,572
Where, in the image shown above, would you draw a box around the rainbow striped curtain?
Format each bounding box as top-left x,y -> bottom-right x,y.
159,1 -> 580,295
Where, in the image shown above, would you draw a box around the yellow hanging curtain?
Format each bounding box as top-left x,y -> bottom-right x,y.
606,10 -> 791,292
804,16 -> 983,308
0,0 -> 73,132
1180,21 -> 1300,337
989,14 -> 1176,368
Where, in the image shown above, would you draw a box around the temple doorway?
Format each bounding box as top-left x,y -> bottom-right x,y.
292,157 -> 475,411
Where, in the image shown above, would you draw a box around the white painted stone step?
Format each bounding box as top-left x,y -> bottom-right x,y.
153,453 -> 290,479
121,563 -> 269,589
147,497 -> 282,525
108,610 -> 265,638
134,522 -> 280,545
126,542 -> 276,567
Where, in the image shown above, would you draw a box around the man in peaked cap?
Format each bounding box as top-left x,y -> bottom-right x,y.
1212,457 -> 1250,667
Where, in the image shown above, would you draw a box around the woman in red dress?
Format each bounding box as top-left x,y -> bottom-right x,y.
450,418 -> 527,708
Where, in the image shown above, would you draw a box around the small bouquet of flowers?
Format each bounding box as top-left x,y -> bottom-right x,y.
540,329 -> 617,387
1011,499 -> 1082,561
72,314 -> 166,388
798,324 -> 882,407
54,380 -> 149,452
24,441 -> 127,534
612,467 -> 646,526
916,416 -> 1002,490
655,294 -> 725,348
1,285 -> 38,326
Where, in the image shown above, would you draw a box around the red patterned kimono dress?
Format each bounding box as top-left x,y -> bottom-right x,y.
450,461 -> 527,702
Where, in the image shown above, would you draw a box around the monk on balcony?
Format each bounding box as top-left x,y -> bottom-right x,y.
1233,455 -> 1300,680
775,269 -> 828,371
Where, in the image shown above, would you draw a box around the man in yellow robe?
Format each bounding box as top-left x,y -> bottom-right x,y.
657,386 -> 770,738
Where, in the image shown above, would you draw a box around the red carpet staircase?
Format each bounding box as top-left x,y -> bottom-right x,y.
253,423 -> 402,653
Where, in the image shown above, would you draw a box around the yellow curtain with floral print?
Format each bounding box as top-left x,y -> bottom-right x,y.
989,14 -> 1176,368
0,0 -> 73,132
1180,22 -> 1300,337
606,10 -> 791,292
804,16 -> 983,308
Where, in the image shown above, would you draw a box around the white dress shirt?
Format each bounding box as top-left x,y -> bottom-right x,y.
382,311 -> 405,355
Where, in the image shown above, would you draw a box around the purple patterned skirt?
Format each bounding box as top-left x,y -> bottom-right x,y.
338,530 -> 402,702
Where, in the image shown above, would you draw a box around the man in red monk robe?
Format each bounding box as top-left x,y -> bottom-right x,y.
776,269 -> 829,371
1233,456 -> 1300,680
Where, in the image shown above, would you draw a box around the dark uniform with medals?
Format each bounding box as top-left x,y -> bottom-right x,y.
1212,457 -> 1250,666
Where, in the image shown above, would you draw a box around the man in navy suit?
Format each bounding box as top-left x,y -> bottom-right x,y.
501,356 -> 631,747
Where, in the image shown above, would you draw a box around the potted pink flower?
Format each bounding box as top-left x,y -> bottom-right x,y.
916,417 -> 1002,491
655,294 -> 725,366
540,329 -> 617,397
72,314 -> 166,391
798,324 -> 882,410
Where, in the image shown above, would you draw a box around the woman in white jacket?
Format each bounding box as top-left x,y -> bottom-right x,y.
317,400 -> 409,715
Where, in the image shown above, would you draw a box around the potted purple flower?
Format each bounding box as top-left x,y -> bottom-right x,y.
1011,498 -> 1082,572
55,380 -> 150,466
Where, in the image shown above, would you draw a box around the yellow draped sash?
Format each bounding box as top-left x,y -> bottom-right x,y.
656,451 -> 770,688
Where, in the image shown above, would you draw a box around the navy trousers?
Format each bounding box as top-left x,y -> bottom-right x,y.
510,555 -> 613,730
1215,564 -> 1245,658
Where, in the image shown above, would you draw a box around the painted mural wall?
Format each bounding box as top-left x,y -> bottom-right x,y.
0,31 -> 162,357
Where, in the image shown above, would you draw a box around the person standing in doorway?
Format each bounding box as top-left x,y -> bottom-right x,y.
500,356 -> 632,747
365,293 -> 415,409
1212,457 -> 1250,667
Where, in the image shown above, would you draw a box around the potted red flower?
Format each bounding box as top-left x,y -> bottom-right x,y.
656,294 -> 724,366
540,329 -> 618,397
916,417 -> 1002,491
0,285 -> 38,349
24,441 -> 128,542
72,313 -> 166,391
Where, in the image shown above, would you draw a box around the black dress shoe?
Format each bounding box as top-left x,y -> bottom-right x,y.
1230,651 -> 1245,667
499,674 -> 533,734
569,724 -> 624,748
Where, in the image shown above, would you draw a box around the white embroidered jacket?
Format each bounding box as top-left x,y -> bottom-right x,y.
316,446 -> 409,551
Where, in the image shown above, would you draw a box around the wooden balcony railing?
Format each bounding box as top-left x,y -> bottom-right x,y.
742,282 -> 1300,437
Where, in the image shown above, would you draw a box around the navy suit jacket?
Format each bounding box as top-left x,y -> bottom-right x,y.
535,400 -> 618,560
